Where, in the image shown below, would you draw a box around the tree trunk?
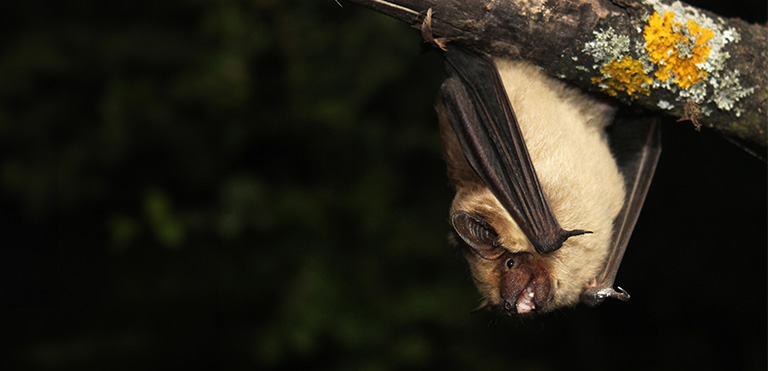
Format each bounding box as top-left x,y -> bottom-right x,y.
347,0 -> 767,146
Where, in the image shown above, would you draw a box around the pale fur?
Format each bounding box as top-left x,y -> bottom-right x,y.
441,60 -> 626,309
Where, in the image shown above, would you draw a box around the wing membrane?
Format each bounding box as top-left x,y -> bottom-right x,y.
441,47 -> 587,254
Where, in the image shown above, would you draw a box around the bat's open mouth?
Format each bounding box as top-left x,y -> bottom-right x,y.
516,278 -> 537,314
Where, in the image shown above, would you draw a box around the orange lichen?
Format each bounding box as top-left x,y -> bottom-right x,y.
591,56 -> 653,97
643,11 -> 713,89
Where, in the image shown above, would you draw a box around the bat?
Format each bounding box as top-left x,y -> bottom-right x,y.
436,46 -> 661,315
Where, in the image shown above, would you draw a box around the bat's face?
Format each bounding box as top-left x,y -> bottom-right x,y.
450,188 -> 561,315
452,209 -> 553,314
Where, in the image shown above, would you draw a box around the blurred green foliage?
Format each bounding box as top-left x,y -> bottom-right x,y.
5,0 -> 483,368
3,0 -> 766,370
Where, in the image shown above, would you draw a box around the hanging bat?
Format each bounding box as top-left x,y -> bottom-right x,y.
436,46 -> 661,315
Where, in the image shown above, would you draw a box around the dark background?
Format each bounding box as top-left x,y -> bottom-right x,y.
3,0 -> 766,369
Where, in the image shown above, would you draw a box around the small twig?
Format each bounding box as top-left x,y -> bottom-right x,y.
368,0 -> 419,15
677,100 -> 703,131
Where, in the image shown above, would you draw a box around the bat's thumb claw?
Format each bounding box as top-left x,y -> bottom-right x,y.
580,286 -> 631,307
614,286 -> 631,301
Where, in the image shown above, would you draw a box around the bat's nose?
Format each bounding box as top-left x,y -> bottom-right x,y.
503,300 -> 514,312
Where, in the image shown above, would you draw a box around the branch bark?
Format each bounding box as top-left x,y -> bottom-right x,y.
348,0 -> 767,146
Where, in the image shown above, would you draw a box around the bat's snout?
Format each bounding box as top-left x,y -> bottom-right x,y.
503,279 -> 537,315
499,253 -> 553,316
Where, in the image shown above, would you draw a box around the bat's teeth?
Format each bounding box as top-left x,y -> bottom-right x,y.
517,303 -> 532,313
516,283 -> 536,314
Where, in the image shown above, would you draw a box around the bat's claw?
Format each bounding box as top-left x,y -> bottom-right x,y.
613,286 -> 631,301
580,285 -> 630,307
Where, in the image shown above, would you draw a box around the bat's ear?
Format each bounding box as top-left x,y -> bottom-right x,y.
452,211 -> 505,260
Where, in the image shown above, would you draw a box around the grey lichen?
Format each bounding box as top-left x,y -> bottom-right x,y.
677,82 -> 708,104
582,27 -> 630,68
711,70 -> 754,111
657,100 -> 674,110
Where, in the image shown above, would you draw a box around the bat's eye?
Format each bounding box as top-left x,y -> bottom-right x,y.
505,258 -> 515,269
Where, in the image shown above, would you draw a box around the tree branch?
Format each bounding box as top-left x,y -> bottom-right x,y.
347,0 -> 767,146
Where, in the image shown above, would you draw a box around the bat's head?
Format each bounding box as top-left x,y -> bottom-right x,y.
449,190 -> 558,315
452,209 -> 553,314
449,186 -> 611,315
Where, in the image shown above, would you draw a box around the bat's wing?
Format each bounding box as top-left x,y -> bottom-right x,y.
581,119 -> 661,306
440,46 -> 589,255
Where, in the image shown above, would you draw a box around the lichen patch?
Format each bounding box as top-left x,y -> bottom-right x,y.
590,56 -> 653,97
582,27 -> 631,68
643,11 -> 712,89
579,0 -> 754,112
657,100 -> 674,110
